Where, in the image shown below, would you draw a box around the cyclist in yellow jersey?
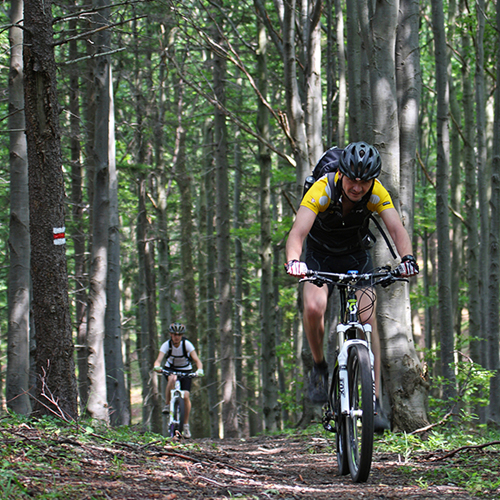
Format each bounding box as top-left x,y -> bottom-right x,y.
284,141 -> 419,432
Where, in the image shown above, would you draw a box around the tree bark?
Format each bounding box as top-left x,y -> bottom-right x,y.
104,66 -> 129,427
431,0 -> 457,399
359,0 -> 428,430
213,28 -> 238,438
24,0 -> 78,420
7,0 -> 31,415
486,0 -> 500,424
257,19 -> 280,431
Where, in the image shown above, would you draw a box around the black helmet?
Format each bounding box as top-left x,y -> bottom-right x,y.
339,141 -> 381,181
169,322 -> 186,334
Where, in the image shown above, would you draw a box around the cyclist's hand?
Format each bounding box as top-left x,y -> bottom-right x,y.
195,368 -> 204,377
153,366 -> 162,373
397,255 -> 419,277
284,259 -> 308,277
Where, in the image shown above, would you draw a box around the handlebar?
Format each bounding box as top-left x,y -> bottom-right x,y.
300,266 -> 408,289
158,368 -> 198,378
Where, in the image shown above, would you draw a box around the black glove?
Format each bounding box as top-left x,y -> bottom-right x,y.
397,255 -> 419,277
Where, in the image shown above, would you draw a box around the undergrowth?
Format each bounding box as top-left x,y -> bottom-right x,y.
0,412 -> 197,499
374,426 -> 500,498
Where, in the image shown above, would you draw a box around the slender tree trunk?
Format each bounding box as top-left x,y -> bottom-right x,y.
303,0 -> 323,163
204,121 -> 219,438
68,0 -> 88,416
334,0 -> 346,146
346,0 -> 363,140
213,9 -> 238,436
7,0 -> 31,415
447,0 -> 463,342
24,0 -> 78,419
257,20 -> 279,431
136,178 -> 160,431
431,0 -> 456,400
104,66 -> 129,427
486,0 -> 500,424
474,0 -> 489,424
173,84 -> 197,343
397,0 -> 421,239
85,1 -> 113,423
233,128 -> 244,435
283,0 -> 309,186
459,1 -> 481,372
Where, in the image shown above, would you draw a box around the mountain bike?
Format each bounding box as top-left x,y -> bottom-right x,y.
160,368 -> 198,438
300,266 -> 406,482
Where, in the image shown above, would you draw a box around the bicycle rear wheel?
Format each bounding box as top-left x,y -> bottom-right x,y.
345,344 -> 374,482
330,364 -> 349,475
169,397 -> 185,437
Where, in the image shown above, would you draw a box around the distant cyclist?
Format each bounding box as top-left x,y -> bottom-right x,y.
285,141 -> 419,432
154,323 -> 204,438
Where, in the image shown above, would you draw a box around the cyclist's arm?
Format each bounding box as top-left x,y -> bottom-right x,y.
190,350 -> 203,371
286,205 -> 317,262
153,351 -> 164,371
379,208 -> 413,257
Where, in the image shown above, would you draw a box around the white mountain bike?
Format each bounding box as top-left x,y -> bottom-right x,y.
160,368 -> 197,438
301,266 -> 406,482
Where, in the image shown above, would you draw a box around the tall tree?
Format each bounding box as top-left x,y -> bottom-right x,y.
104,67 -> 129,427
85,0 -> 113,423
431,0 -> 456,399
212,1 -> 238,437
7,0 -> 31,415
257,18 -> 279,431
24,0 -> 78,419
486,0 -> 500,424
358,0 -> 428,430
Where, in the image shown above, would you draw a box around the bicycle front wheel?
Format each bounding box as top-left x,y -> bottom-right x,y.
169,397 -> 185,437
330,364 -> 349,476
346,344 -> 374,482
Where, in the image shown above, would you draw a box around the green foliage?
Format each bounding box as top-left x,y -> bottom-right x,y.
0,413 -> 201,498
377,428 -> 500,498
423,339 -> 494,424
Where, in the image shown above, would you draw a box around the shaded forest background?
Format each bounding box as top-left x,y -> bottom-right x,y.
0,0 -> 499,438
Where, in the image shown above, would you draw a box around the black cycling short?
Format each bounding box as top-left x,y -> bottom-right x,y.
305,247 -> 374,296
164,369 -> 192,391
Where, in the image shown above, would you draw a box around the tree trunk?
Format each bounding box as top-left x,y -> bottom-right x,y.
7,0 -> 31,415
431,0 -> 456,399
85,2 -> 113,423
104,66 -> 129,427
213,17 -> 238,435
282,0 -> 310,186
486,0 -> 500,424
24,0 -> 78,420
233,128 -> 244,436
68,0 -> 88,417
203,121 -> 220,438
136,178 -> 161,431
360,0 -> 428,431
257,20 -> 279,431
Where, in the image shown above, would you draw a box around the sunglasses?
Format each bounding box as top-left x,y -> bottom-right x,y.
171,332 -> 183,336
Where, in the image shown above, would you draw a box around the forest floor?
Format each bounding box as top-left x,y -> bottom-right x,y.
2,420 -> 499,499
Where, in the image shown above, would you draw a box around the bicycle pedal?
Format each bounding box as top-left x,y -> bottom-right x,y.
322,421 -> 336,433
322,412 -> 336,433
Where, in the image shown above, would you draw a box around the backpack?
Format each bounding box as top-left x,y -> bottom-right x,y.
304,146 -> 397,259
303,146 -> 343,196
165,337 -> 191,363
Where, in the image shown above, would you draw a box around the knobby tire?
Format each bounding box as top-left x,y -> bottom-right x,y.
346,344 -> 374,482
331,362 -> 349,475
169,397 -> 185,437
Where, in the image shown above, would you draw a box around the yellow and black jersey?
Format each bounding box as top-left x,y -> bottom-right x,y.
301,172 -> 394,215
302,172 -> 394,255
